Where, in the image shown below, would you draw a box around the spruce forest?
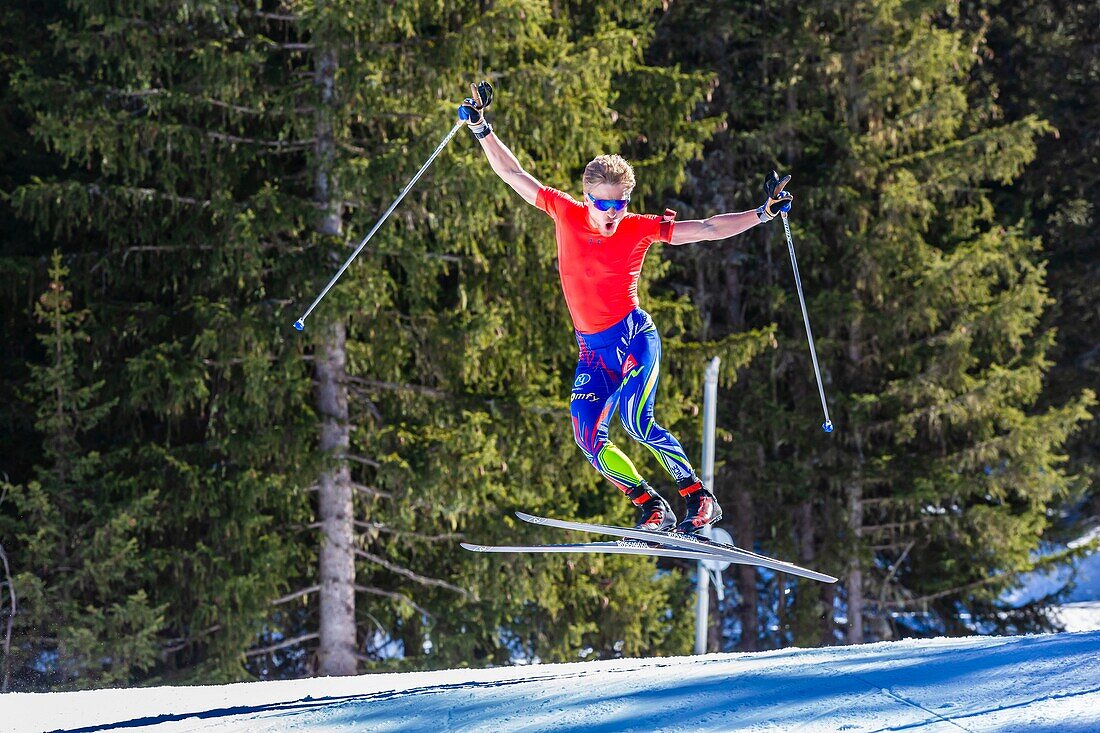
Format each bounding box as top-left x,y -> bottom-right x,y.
0,0 -> 1096,691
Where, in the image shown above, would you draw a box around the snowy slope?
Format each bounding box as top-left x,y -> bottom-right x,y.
3,631 -> 1099,733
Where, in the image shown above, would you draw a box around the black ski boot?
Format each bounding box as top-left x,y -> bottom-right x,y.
626,483 -> 677,532
676,480 -> 722,534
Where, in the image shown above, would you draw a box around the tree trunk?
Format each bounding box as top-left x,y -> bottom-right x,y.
845,316 -> 865,645
733,487 -> 758,651
795,500 -> 830,646
1,542 -> 15,692
845,480 -> 864,645
313,44 -> 356,677
820,582 -> 837,646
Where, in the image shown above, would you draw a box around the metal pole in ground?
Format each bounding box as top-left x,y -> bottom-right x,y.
694,356 -> 720,655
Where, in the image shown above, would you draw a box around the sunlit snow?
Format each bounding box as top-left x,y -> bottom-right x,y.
4,631 -> 1098,732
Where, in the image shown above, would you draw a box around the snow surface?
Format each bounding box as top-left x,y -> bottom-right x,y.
3,631 -> 1099,733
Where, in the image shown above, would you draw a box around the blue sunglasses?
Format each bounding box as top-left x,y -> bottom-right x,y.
586,193 -> 630,212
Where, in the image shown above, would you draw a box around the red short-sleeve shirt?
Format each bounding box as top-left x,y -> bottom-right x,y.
536,186 -> 674,334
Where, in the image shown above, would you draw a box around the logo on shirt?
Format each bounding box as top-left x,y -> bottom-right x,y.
573,374 -> 592,388
587,238 -> 603,247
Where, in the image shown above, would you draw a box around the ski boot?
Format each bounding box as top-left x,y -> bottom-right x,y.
626,482 -> 677,532
676,479 -> 722,534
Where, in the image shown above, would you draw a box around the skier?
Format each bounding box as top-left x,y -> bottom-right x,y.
459,82 -> 792,534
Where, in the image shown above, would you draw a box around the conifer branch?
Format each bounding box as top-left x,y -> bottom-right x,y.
125,244 -> 215,253
870,542 -> 921,552
304,483 -> 391,499
271,585 -> 320,606
268,584 -> 433,618
311,235 -> 462,263
338,140 -> 369,156
88,184 -> 211,208
161,624 -> 222,655
355,585 -> 431,617
294,520 -> 458,543
201,97 -> 313,116
201,357 -> 269,367
347,376 -> 448,399
205,131 -> 316,151
345,377 -> 568,418
878,541 -> 916,611
341,453 -> 380,468
0,542 -> 15,693
101,86 -> 317,117
863,518 -> 937,534
877,573 -> 1010,610
245,632 -> 319,658
268,581 -> 435,616
353,549 -> 470,597
96,241 -> 309,268
253,10 -> 300,22
351,482 -> 389,498
353,521 -> 463,543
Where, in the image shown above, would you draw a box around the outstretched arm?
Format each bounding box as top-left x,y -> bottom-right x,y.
669,211 -> 761,245
459,82 -> 542,206
476,132 -> 542,206
669,171 -> 794,246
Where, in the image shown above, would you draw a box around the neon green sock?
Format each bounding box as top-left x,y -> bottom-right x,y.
595,442 -> 645,488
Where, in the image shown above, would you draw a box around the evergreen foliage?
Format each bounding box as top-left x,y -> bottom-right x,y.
0,0 -> 1094,690
1,0 -> 753,686
1,253 -> 163,689
963,0 -> 1099,532
652,0 -> 1094,647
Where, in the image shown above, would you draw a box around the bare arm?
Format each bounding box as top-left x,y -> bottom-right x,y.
476,131 -> 543,206
669,211 -> 761,245
670,172 -> 794,245
459,81 -> 542,206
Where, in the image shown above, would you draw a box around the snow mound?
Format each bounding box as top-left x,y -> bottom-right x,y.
3,631 -> 1099,732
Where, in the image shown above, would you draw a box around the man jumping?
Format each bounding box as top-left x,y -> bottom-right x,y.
459,82 -> 792,534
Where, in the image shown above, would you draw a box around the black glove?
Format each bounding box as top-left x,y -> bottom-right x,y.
756,170 -> 794,222
458,81 -> 494,138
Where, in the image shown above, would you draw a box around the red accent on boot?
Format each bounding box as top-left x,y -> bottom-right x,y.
683,495 -> 717,529
678,481 -> 703,497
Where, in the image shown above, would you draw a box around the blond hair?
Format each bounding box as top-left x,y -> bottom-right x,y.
582,154 -> 636,195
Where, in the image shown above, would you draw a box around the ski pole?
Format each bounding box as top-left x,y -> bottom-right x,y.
780,211 -> 834,433
293,119 -> 467,331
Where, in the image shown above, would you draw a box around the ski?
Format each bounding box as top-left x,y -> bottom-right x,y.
461,540 -> 734,565
515,511 -> 838,584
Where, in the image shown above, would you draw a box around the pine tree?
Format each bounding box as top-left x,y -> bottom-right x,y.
301,0 -> 773,668
1,252 -> 163,690
0,0 -> 67,521
11,0 -> 321,683
653,0 -> 1094,649
962,0 -> 1099,548
7,0 -> 769,683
